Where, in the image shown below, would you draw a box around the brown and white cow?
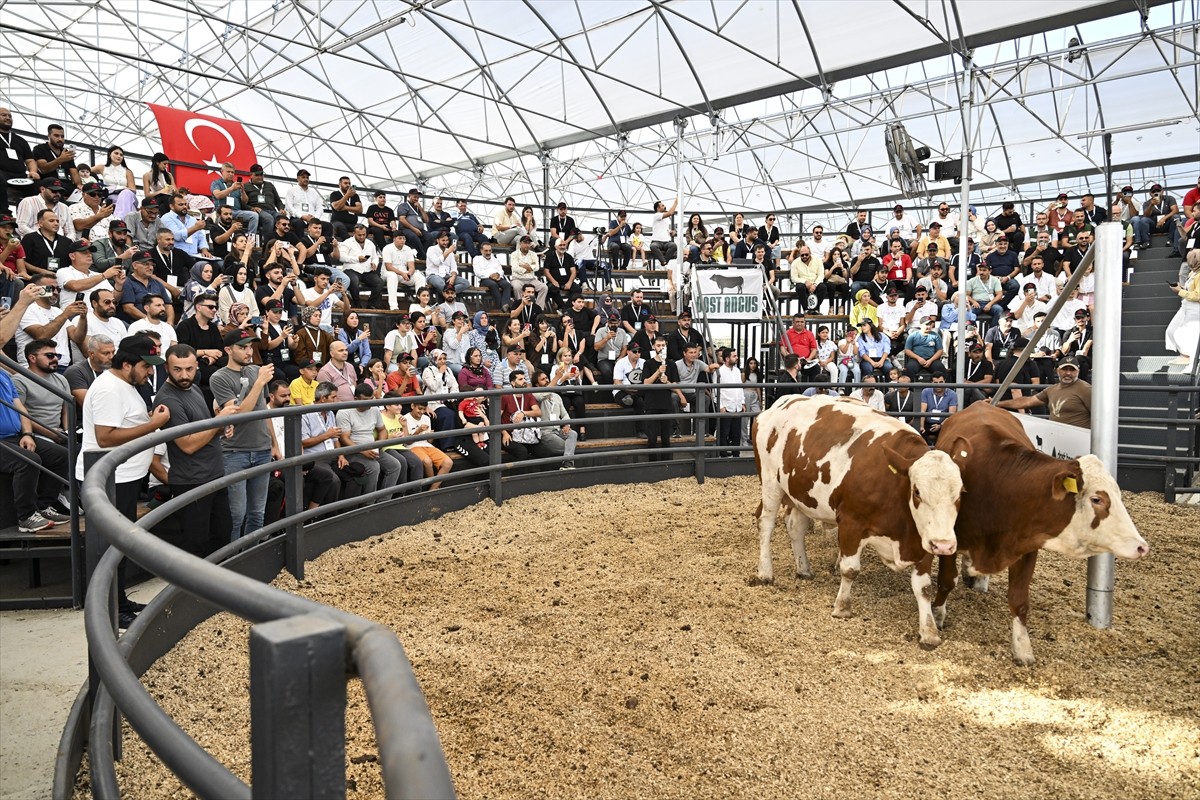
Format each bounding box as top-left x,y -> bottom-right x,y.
934,402 -> 1149,666
752,394 -> 968,648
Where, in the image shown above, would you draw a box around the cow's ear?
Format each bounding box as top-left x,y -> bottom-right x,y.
1052,467 -> 1084,500
883,445 -> 915,476
945,435 -> 973,466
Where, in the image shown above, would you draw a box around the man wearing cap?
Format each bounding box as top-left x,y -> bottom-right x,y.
983,311 -> 1019,363
593,313 -> 630,385
210,163 -> 258,239
1061,228 -> 1093,277
15,178 -> 73,240
612,342 -> 646,418
210,328 -> 276,539
68,180 -> 116,240
244,164 -> 283,234
154,343 -> 239,557
161,191 -> 214,259
1132,183 -> 1181,250
912,242 -> 948,289
889,204 -> 918,246
606,210 -> 633,270
876,289 -> 907,346
902,285 -> 937,335
1060,308 -> 1093,380
1024,311 -> 1062,384
76,334 -> 172,625
666,309 -> 706,362
20,208 -> 73,279
285,169 -> 327,234
339,223 -> 383,308
999,356 -> 1091,427
123,196 -> 166,250
963,262 -> 1003,326
15,274 -> 87,369
434,287 -> 469,332
547,202 -> 578,249
393,189 -> 429,258
1046,192 -> 1073,233
57,239 -> 122,306
915,262 -> 949,304
364,190 -> 396,251
509,236 -> 549,309
911,221 -> 950,260
903,315 -> 948,380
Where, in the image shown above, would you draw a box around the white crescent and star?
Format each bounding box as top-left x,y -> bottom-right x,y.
184,119 -> 237,174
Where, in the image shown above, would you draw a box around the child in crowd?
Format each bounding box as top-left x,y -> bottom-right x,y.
630,223 -> 646,266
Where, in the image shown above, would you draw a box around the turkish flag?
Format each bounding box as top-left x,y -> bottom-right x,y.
146,104 -> 258,194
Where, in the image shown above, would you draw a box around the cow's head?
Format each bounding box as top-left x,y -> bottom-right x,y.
885,445 -> 964,555
1042,455 -> 1149,560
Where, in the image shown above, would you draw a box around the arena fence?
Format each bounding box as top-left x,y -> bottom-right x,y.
54,379 -> 1198,798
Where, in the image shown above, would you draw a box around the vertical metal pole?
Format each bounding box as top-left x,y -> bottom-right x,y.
250,614 -> 347,800
283,413 -> 305,581
1102,132 -> 1114,226
541,152 -> 551,242
1087,220 -> 1123,629
953,56 -> 975,405
67,401 -> 83,607
675,118 -> 687,311
693,384 -> 707,485
488,393 -> 503,505
1164,391 -> 1180,503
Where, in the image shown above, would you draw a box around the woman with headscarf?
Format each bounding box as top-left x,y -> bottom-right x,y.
217,260 -> 258,325
183,261 -> 226,319
597,293 -> 619,328
848,287 -> 879,328
421,348 -> 460,443
468,311 -> 500,373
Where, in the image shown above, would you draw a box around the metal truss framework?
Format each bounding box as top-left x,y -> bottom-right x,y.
1,0 -> 1196,226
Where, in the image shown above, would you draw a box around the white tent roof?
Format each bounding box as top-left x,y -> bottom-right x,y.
2,0 -> 1195,220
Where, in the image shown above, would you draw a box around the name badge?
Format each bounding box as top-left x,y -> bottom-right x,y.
280,347 -> 290,360
608,348 -> 618,360
57,168 -> 67,179
1188,238 -> 1196,249
1129,249 -> 1138,260
47,257 -> 59,271
166,275 -> 178,287
312,352 -> 322,364
4,148 -> 17,161
301,203 -> 310,213
315,254 -> 326,263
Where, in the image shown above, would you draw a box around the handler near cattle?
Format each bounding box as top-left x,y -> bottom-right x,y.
752,394 -> 968,649
934,402 -> 1148,665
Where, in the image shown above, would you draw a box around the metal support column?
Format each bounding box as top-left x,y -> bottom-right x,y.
283,413 -> 305,580
541,151 -> 551,241
488,393 -> 503,505
674,117 -> 687,312
250,614 -> 347,800
953,56 -> 975,404
1087,220 -> 1123,629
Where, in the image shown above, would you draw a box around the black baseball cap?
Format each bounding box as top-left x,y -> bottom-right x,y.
250,164 -> 264,174
628,343 -> 641,352
297,168 -> 311,177
116,336 -> 165,366
1058,356 -> 1081,369
40,177 -> 66,191
140,196 -> 159,208
1074,309 -> 1090,319
69,239 -> 96,253
262,299 -> 283,311
131,249 -> 154,263
223,329 -> 257,347
0,214 -> 14,227
108,219 -> 129,232
929,221 -> 941,228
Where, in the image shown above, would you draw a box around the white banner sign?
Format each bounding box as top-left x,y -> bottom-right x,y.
695,268 -> 763,320
1015,413 -> 1091,460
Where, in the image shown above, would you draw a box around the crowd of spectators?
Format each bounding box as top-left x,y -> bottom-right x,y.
2,108 -> 1195,622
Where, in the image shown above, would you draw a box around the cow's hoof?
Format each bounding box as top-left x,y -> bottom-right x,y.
1012,654 -> 1036,667
795,570 -> 814,581
748,575 -> 774,587
970,576 -> 990,594
918,637 -> 942,651
831,607 -> 853,619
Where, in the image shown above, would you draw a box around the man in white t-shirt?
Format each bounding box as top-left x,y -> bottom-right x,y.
1007,283 -> 1049,331
127,294 -> 178,350
876,289 -> 907,343
381,230 -> 424,310
16,274 -> 88,368
69,287 -> 128,348
75,335 -> 171,627
56,239 -> 123,307
472,242 -> 514,311
806,224 -> 831,263
297,267 -> 342,328
649,197 -> 679,268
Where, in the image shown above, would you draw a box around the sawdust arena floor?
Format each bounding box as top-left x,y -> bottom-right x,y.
88,478 -> 1200,800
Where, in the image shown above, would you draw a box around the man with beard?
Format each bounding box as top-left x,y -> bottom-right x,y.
155,344 -> 239,557
128,294 -> 177,350
998,357 -> 1090,428
120,250 -> 176,324
205,203 -> 242,260
15,273 -> 87,369
76,334 -> 171,628
161,192 -> 213,259
16,178 -> 73,240
174,291 -> 226,389
666,309 -> 706,363
1,107 -> 39,214
69,287 -> 126,351
93,218 -> 136,272
20,209 -> 72,277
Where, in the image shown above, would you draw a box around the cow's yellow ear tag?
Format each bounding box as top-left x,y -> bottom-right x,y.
888,464 -> 898,474
1063,477 -> 1079,494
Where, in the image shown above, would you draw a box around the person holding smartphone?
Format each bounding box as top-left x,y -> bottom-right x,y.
1165,249 -> 1200,366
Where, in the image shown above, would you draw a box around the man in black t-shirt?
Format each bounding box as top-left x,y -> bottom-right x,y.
30,124 -> 79,189
640,335 -> 679,459
364,191 -> 396,250
992,201 -> 1025,249
1,107 -> 38,214
155,343 -> 237,556
962,343 -> 994,406
994,337 -> 1038,405
328,176 -> 362,240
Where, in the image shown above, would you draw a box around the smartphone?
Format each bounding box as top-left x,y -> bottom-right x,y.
75,292 -> 85,303
1166,281 -> 1179,288
0,297 -> 11,311
250,316 -> 263,326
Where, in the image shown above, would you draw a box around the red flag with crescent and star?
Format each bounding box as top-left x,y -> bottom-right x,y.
146,104 -> 258,192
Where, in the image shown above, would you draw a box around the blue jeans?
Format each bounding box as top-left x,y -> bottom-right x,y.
224,449 -> 272,540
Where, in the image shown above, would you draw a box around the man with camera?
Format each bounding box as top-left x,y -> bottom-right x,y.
210,163 -> 258,240
67,180 -> 116,240
255,258 -> 301,320
15,274 -> 87,369
593,313 -> 630,385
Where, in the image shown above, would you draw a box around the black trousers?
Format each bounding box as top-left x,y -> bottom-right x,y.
717,414 -> 741,456
644,415 -> 672,461
344,269 -> 385,309
168,483 -> 232,558
0,434 -> 68,518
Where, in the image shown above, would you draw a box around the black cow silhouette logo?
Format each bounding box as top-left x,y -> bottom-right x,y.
709,274 -> 745,294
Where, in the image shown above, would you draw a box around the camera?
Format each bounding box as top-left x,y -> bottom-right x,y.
592,226 -> 606,236
40,286 -> 56,298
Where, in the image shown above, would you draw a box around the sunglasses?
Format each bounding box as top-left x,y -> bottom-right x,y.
199,304 -> 217,310
38,352 -> 62,360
